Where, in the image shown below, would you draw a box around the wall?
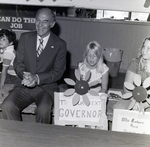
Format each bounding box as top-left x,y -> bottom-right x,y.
9,17 -> 150,72
1,4 -> 150,72
55,17 -> 150,72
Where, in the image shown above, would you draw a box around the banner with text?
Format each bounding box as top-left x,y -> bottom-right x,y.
0,16 -> 35,30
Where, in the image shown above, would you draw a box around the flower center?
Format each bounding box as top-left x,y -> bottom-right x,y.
132,86 -> 147,102
74,80 -> 89,95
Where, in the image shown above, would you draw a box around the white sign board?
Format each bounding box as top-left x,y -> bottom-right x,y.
54,92 -> 108,129
112,109 -> 150,135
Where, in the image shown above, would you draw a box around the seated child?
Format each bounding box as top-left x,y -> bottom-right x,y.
78,41 -> 109,93
0,29 -> 17,90
114,36 -> 150,111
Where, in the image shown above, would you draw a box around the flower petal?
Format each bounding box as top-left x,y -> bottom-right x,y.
146,98 -> 150,105
72,93 -> 80,106
82,94 -> 90,106
89,80 -> 99,87
143,77 -> 150,88
75,69 -> 80,81
143,101 -> 150,109
133,74 -> 141,87
128,98 -> 136,110
85,70 -> 91,81
122,93 -> 132,99
147,90 -> 150,95
124,82 -> 135,90
64,78 -> 75,86
88,89 -> 99,96
139,102 -> 145,114
134,102 -> 141,111
64,89 -> 75,96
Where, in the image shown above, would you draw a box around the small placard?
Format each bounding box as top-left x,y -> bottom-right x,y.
112,109 -> 150,135
54,92 -> 108,129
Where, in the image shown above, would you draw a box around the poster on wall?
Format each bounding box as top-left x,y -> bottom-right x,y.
0,16 -> 35,30
0,5 -> 37,30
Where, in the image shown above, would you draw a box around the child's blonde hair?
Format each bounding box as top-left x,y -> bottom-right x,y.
82,41 -> 104,73
136,37 -> 150,71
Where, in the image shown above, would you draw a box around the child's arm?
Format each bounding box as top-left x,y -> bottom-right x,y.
124,70 -> 135,94
0,65 -> 9,89
0,56 -> 12,89
1,51 -> 14,88
100,71 -> 109,93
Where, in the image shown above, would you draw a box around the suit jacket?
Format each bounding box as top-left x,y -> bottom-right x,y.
14,31 -> 67,95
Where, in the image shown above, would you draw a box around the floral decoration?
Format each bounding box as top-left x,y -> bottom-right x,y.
123,74 -> 150,113
64,69 -> 99,106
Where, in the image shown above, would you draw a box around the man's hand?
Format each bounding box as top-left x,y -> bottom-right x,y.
22,72 -> 38,87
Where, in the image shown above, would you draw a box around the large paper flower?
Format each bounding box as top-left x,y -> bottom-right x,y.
122,74 -> 150,113
64,69 -> 99,106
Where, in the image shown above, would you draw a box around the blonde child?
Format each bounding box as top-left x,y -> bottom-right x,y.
78,41 -> 109,93
114,37 -> 150,110
0,29 -> 17,90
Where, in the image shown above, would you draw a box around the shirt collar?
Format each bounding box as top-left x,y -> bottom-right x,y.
37,33 -> 50,41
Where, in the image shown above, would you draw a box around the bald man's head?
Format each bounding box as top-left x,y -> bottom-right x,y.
35,8 -> 56,37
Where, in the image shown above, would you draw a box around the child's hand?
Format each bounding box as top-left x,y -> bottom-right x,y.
0,85 -> 9,97
100,93 -> 107,99
0,84 -> 4,90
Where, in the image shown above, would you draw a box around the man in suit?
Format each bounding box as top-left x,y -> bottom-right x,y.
2,8 -> 67,124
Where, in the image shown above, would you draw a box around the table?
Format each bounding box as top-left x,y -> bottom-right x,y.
0,119 -> 149,147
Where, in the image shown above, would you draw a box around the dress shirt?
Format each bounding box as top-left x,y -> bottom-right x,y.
36,33 -> 50,51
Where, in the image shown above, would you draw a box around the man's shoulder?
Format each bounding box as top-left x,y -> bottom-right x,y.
20,31 -> 36,38
51,32 -> 66,44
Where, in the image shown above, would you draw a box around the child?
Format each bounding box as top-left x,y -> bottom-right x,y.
78,41 -> 109,93
125,37 -> 150,85
0,29 -> 17,90
114,37 -> 150,110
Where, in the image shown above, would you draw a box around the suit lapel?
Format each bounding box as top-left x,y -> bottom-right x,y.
28,32 -> 37,74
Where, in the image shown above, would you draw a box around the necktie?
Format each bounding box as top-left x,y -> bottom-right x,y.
37,38 -> 44,57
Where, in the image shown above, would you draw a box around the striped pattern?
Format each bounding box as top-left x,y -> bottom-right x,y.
37,39 -> 44,57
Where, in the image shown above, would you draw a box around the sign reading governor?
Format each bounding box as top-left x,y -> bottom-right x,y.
59,108 -> 101,118
57,93 -> 105,122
